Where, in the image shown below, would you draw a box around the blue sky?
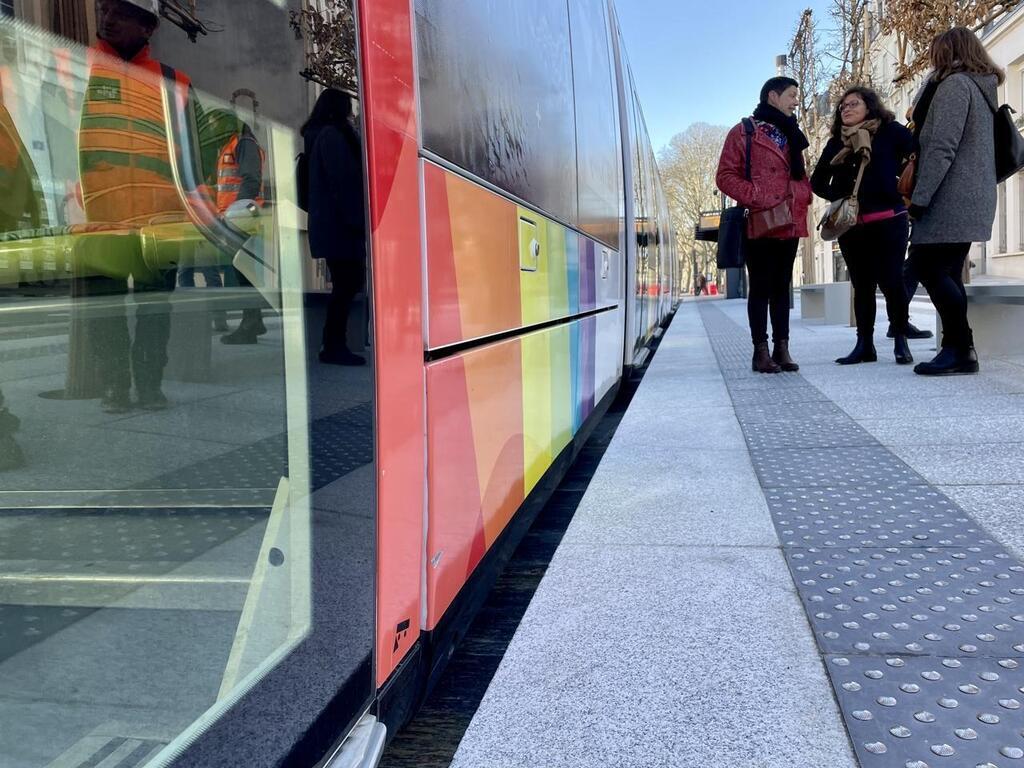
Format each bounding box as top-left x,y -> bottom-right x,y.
616,0 -> 835,152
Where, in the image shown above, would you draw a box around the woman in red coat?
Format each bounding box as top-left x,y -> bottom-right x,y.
716,77 -> 813,373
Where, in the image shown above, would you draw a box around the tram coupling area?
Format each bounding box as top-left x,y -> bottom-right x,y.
447,298 -> 1024,768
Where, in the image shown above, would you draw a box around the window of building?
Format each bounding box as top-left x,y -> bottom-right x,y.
832,242 -> 848,283
1018,173 -> 1024,251
0,0 -> 14,18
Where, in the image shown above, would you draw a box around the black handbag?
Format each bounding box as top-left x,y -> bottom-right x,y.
971,80 -> 1024,182
993,104 -> 1024,182
716,119 -> 754,269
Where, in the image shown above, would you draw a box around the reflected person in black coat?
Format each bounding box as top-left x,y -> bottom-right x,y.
302,90 -> 367,366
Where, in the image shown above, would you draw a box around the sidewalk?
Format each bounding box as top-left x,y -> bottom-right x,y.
450,297 -> 1024,768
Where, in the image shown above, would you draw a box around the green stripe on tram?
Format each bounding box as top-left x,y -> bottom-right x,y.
80,114 -> 167,138
80,149 -> 175,180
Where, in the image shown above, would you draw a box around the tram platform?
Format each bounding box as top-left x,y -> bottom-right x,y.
450,297 -> 1024,768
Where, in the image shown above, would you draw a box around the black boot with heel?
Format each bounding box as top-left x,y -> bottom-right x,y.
836,335 -> 878,365
913,346 -> 979,376
893,334 -> 913,365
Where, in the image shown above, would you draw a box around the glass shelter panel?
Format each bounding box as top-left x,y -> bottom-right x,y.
0,2 -> 374,766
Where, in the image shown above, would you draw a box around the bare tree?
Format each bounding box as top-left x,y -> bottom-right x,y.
289,0 -> 359,92
826,0 -> 872,93
788,10 -> 830,284
658,123 -> 729,294
881,0 -> 1023,83
783,2 -> 876,283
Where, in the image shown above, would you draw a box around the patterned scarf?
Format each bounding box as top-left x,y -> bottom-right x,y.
831,119 -> 881,166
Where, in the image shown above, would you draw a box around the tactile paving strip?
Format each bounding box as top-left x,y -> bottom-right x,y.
827,654 -> 1024,766
135,401 -> 372,495
750,446 -> 926,489
788,546 -> 1024,657
767,487 -> 997,549
0,507 -> 267,565
741,414 -> 879,450
699,304 -> 1024,767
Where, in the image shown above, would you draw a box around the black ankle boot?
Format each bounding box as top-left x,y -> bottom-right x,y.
836,335 -> 878,365
913,346 -> 979,376
771,339 -> 799,372
893,335 -> 913,365
752,342 -> 781,373
888,321 -> 933,339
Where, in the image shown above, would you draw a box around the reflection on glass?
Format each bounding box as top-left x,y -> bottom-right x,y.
0,2 -> 374,766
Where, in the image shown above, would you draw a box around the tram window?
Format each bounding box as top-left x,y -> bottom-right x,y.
569,0 -> 622,250
416,0 -> 579,227
0,2 -> 374,766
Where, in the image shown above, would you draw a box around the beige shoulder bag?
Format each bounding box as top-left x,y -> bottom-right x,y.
818,156 -> 868,241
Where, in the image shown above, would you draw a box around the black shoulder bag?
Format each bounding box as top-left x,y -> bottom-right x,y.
716,118 -> 754,270
969,79 -> 1024,183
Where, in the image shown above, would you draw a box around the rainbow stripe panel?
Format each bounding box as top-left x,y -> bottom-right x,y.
424,312 -> 622,629
422,161 -> 625,629
424,161 -> 616,349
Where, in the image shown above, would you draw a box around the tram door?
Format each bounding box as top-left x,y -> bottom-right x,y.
0,2 -> 375,766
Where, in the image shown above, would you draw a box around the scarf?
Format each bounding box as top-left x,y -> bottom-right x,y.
831,118 -> 881,166
752,102 -> 810,179
911,77 -> 940,141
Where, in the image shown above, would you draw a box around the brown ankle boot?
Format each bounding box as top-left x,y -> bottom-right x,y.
772,339 -> 799,372
752,342 -> 782,373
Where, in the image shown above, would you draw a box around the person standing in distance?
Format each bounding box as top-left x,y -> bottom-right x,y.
907,27 -> 1002,375
301,90 -> 367,366
811,87 -> 916,366
717,77 -> 813,373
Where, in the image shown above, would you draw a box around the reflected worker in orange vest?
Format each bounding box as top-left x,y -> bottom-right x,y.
202,108 -> 267,345
79,0 -> 202,413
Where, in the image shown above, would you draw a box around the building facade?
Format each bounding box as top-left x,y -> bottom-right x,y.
805,2 -> 1024,283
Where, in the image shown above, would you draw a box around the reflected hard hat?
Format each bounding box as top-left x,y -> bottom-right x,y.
123,0 -> 161,17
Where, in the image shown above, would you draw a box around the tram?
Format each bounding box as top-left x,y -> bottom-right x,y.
0,1 -> 674,766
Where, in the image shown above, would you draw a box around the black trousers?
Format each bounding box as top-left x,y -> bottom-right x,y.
837,215 -> 910,337
908,242 -> 973,351
745,237 -> 798,344
90,271 -> 176,396
323,258 -> 366,354
902,258 -> 920,302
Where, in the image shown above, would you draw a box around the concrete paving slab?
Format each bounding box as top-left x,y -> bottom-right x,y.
561,450 -> 776,548
109,403 -> 286,447
829,392 -> 1024,420
5,425 -> 244,491
611,405 -> 746,451
622,378 -> 733,412
940,484 -> 1024,560
596,443 -> 754,483
890,443 -> 1024,486
451,544 -> 856,768
855,414 -> 1024,446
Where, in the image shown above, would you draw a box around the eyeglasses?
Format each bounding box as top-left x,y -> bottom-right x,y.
840,101 -> 864,111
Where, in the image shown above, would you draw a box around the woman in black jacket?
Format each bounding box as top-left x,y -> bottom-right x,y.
812,87 -> 916,365
301,89 -> 368,366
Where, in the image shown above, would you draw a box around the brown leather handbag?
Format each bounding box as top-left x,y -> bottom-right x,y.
897,153 -> 916,201
747,199 -> 793,239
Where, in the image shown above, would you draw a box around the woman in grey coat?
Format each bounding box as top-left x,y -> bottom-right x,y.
907,27 -> 1004,375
